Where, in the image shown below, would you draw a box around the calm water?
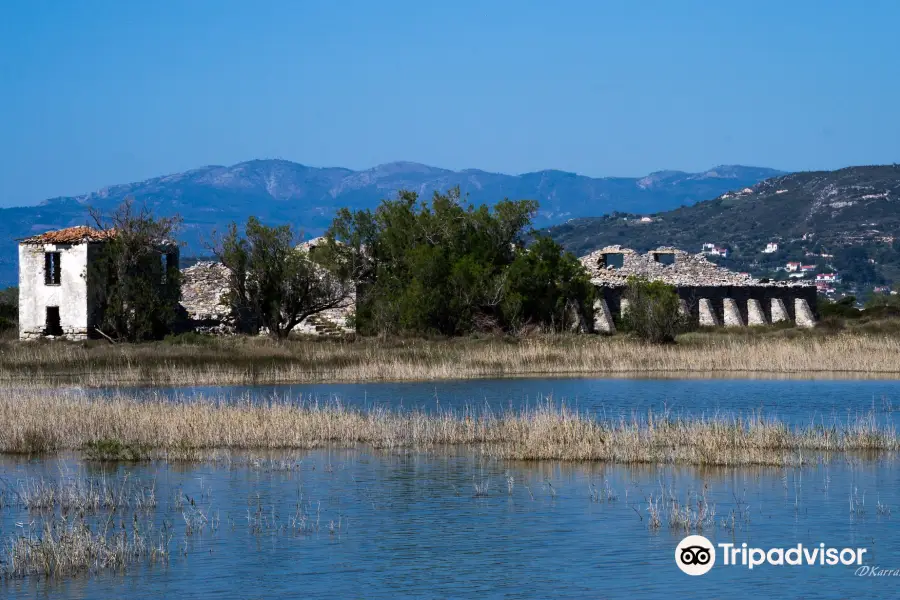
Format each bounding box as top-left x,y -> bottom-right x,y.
6,378 -> 900,598
2,450 -> 899,599
114,377 -> 900,425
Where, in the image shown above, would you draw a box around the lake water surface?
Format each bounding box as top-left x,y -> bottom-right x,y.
118,377 -> 900,425
6,378 -> 900,598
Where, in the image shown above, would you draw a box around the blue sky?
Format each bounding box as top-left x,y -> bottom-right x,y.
0,0 -> 897,206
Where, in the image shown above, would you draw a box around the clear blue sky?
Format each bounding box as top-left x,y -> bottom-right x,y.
0,0 -> 898,206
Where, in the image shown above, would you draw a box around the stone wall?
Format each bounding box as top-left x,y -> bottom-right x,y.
180,262 -> 236,333
594,284 -> 817,330
179,261 -> 355,336
585,246 -> 818,332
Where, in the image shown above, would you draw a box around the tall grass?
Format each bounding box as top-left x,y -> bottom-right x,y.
0,331 -> 899,386
17,473 -> 157,512
0,390 -> 896,466
1,516 -> 170,579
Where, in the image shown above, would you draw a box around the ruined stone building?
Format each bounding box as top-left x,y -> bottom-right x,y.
580,246 -> 817,333
18,226 -> 814,340
179,259 -> 355,336
18,226 -> 179,340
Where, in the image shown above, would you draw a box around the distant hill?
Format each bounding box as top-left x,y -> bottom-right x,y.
548,165 -> 900,286
0,160 -> 781,286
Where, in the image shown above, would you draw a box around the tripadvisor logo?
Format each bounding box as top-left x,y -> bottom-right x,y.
676,535 -> 716,576
675,536 -> 868,575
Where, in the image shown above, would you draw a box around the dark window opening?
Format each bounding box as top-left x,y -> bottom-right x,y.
599,252 -> 624,269
44,252 -> 61,285
44,306 -> 63,336
653,252 -> 676,265
161,253 -> 169,284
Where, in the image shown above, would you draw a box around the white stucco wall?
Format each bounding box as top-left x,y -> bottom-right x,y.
18,242 -> 91,340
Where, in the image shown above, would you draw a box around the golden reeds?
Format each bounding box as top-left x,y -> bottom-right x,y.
1,516 -> 170,579
1,390 -> 896,466
0,331 -> 898,387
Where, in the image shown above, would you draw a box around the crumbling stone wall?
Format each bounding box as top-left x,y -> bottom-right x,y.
584,246 -> 817,331
178,261 -> 355,336
180,262 -> 236,333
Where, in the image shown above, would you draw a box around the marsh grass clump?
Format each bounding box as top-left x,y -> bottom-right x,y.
12,426 -> 62,455
83,438 -> 151,461
1,391 -> 900,467
18,473 -> 157,512
0,516 -> 170,579
667,492 -> 716,533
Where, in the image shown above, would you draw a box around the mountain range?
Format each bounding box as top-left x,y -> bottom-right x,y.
0,160 -> 781,286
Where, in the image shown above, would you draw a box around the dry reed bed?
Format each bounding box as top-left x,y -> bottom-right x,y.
1,516 -> 170,579
0,333 -> 898,386
15,473 -> 158,512
2,390 -> 897,466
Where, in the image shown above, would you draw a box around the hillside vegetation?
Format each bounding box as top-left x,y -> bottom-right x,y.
549,165 -> 900,285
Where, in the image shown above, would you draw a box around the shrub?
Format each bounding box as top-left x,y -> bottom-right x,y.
83,438 -> 150,461
621,276 -> 687,343
89,200 -> 183,341
819,296 -> 861,319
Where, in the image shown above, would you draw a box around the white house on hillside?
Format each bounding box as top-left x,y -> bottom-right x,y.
763,242 -> 779,253
700,243 -> 728,258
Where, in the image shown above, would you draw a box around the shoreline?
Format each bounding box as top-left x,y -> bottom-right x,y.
0,331 -> 899,387
6,369 -> 900,391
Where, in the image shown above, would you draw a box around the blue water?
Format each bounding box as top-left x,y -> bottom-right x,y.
6,378 -> 900,598
115,377 -> 900,425
2,450 -> 898,599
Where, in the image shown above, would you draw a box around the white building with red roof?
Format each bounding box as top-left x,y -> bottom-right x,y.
17,226 -> 178,340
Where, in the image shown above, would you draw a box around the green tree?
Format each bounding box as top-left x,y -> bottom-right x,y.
501,235 -> 595,331
90,200 -> 182,341
325,187 -> 595,336
215,217 -> 352,338
621,276 -> 686,343
0,286 -> 17,332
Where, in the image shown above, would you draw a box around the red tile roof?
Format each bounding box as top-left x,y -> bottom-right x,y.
18,226 -> 116,245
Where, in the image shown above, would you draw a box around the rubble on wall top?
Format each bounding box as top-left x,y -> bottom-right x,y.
18,226 -> 115,245
297,236 -> 328,252
579,246 -> 814,288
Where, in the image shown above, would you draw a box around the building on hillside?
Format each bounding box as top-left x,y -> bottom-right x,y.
816,273 -> 839,284
763,242 -> 779,253
800,264 -> 816,273
785,261 -> 802,272
17,226 -> 180,340
700,243 -> 729,258
579,246 -> 817,333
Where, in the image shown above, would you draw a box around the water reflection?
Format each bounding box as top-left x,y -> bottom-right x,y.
1,448 -> 898,599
